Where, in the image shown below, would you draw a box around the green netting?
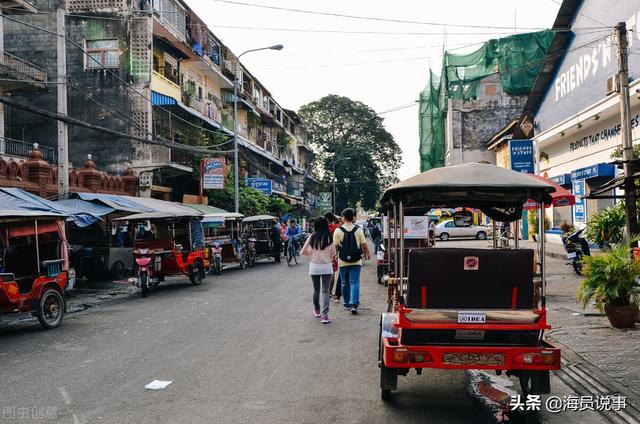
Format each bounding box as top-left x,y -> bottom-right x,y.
419,30 -> 555,172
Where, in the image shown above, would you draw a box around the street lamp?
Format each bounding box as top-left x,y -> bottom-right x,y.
332,156 -> 351,213
233,44 -> 284,213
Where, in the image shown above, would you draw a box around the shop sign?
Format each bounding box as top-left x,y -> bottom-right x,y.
509,140 -> 534,174
571,163 -> 615,180
569,115 -> 640,153
202,158 -> 225,190
573,179 -> 586,223
383,216 -> 429,239
550,174 -> 571,185
317,192 -> 332,211
247,178 -> 272,195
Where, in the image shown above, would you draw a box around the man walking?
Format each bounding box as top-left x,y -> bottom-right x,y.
334,208 -> 370,314
270,219 -> 282,263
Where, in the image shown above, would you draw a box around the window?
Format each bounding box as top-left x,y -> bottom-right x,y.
86,39 -> 120,69
445,221 -> 455,228
197,86 -> 203,101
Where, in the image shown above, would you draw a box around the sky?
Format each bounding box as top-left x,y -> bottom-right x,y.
187,0 -> 561,180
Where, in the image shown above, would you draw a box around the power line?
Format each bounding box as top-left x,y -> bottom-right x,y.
210,0 -> 609,31
378,103 -> 419,115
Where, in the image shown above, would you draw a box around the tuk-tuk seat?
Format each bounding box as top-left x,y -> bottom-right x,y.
406,248 -> 534,310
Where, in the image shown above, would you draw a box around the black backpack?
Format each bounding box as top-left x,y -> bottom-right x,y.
338,226 -> 362,262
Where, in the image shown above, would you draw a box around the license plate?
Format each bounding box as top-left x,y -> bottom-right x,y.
457,311 -> 486,324
567,252 -> 577,259
455,330 -> 485,340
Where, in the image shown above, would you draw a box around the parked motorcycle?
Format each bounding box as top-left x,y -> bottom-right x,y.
209,242 -> 223,276
132,248 -> 161,297
562,228 -> 591,275
376,244 -> 388,285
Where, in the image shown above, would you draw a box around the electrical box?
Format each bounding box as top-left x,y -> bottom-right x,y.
606,75 -> 619,95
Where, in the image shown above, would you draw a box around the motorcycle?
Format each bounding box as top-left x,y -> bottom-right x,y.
133,248 -> 161,297
376,244 -> 388,285
562,228 -> 591,275
209,242 -> 223,275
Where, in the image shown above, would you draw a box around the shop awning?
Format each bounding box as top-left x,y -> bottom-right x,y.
585,171 -> 640,199
571,163 -> 615,180
549,173 -> 571,186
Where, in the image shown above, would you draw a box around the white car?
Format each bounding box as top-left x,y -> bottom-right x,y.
434,220 -> 491,241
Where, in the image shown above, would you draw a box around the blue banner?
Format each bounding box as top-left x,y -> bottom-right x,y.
509,140 -> 534,174
247,178 -> 272,195
571,163 -> 615,181
573,179 -> 586,223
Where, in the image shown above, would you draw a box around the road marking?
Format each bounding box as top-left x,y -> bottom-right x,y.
57,387 -> 72,405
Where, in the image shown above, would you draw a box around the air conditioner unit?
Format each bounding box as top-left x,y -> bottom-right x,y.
606,75 -> 619,95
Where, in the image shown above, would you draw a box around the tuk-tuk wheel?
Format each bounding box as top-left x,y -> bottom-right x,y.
379,324 -> 397,400
37,288 -> 65,329
111,261 -> 126,280
189,261 -> 205,285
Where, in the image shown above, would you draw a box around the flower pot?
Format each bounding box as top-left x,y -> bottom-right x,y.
604,304 -> 639,328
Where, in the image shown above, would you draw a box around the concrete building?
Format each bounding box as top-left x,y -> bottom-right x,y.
1,0 -> 316,209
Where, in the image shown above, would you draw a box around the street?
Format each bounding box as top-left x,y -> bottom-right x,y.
0,241 -> 613,424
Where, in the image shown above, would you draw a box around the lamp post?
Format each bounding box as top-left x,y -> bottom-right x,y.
233,44 -> 284,213
332,156 -> 351,213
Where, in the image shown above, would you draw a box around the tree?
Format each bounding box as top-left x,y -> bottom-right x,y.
206,165 -> 269,215
298,95 -> 402,211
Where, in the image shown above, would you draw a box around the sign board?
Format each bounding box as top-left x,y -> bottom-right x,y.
573,179 -> 586,223
382,216 -> 429,239
202,158 -> 225,190
509,140 -> 534,174
247,178 -> 273,195
317,192 -> 332,211
571,163 -> 615,181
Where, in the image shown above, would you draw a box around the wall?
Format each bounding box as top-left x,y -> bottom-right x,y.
444,75 -> 527,166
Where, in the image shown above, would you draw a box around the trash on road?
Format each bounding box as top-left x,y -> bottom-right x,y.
145,380 -> 173,390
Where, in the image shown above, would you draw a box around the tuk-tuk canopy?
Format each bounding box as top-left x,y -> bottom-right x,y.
381,163 -> 556,222
55,199 -> 115,227
76,193 -> 155,213
243,214 -> 277,223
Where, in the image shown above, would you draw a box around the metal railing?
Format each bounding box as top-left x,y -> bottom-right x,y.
0,138 -> 57,163
0,52 -> 47,84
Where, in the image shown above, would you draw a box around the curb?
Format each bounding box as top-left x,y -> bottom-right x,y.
549,337 -> 640,423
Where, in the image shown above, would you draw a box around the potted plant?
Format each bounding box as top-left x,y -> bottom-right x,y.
577,239 -> 640,328
585,203 -> 625,248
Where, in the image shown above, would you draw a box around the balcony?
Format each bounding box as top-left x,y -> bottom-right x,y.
66,0 -> 126,13
0,0 -> 37,14
0,52 -> 46,91
0,138 -> 56,162
151,70 -> 180,101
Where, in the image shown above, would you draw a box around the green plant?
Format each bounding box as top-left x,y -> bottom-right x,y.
585,203 -> 626,248
247,113 -> 261,131
577,238 -> 640,311
527,211 -> 551,235
276,132 -> 292,150
267,196 -> 291,215
182,81 -> 196,106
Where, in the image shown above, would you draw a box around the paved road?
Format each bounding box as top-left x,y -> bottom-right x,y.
0,244 -> 605,424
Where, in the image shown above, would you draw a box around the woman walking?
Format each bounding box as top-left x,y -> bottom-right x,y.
301,216 -> 336,324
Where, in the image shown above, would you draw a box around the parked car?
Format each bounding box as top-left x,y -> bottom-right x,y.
434,220 -> 491,241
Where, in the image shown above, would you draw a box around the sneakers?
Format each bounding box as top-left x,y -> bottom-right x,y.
351,306 -> 358,315
314,308 -> 321,317
321,314 -> 331,324
343,304 -> 351,310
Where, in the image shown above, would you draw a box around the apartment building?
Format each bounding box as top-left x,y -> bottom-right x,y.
2,0 -> 316,208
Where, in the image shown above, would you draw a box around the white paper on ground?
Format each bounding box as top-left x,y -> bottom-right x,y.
145,380 -> 173,390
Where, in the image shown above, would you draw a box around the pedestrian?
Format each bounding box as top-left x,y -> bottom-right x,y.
281,219 -> 289,259
301,216 -> 336,324
334,208 -> 370,314
270,219 -> 282,263
324,211 -> 341,301
371,220 -> 382,253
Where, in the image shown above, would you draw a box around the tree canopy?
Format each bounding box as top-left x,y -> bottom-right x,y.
298,95 -> 402,211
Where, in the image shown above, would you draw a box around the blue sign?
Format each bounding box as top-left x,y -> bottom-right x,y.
509,140 -> 534,174
573,179 -> 586,223
571,163 -> 615,181
550,173 -> 571,186
247,178 -> 272,195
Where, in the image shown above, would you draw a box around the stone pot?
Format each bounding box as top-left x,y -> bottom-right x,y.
604,303 -> 639,328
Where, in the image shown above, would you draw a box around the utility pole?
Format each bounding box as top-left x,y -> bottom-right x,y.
615,22 -> 639,237
56,8 -> 69,197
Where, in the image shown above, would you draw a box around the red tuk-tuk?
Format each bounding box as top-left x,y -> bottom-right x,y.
118,210 -> 209,297
0,210 -> 73,329
378,163 -> 561,401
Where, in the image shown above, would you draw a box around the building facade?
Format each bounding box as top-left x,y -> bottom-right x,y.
531,0 -> 640,229
2,0 -> 316,210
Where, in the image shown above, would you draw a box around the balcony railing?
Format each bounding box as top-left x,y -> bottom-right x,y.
0,52 -> 46,86
0,138 -> 57,163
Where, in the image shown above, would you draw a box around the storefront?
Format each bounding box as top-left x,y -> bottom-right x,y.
532,0 -> 640,232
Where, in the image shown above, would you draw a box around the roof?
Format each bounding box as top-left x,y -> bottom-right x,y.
203,212 -> 244,220
0,210 -> 66,219
522,0 -> 581,114
54,199 -> 115,228
76,193 -> 154,213
243,214 -> 277,223
183,203 -> 229,214
381,163 -> 555,210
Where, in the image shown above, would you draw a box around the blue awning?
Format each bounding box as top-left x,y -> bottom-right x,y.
75,193 -> 155,213
55,199 -> 115,228
152,91 -> 177,106
571,163 -> 616,181
549,173 -> 572,185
